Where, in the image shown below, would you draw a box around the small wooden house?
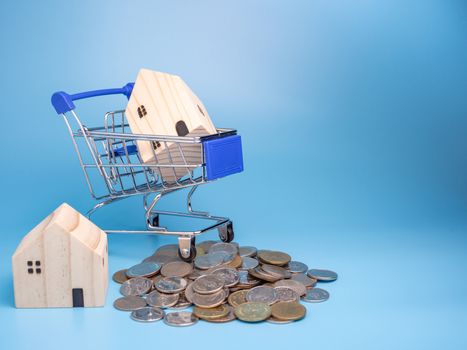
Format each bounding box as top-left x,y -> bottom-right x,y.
12,203 -> 108,308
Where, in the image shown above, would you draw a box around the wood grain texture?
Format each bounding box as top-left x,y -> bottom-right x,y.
12,203 -> 108,308
125,69 -> 216,182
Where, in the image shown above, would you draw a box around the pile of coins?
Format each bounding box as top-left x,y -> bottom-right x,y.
112,241 -> 338,326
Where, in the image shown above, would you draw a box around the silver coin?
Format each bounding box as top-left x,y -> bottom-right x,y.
194,252 -> 227,270
302,288 -> 330,303
239,246 -> 257,257
274,279 -> 307,296
246,286 -> 277,305
261,264 -> 292,279
192,275 -> 224,294
266,316 -> 294,324
155,276 -> 187,294
237,270 -> 261,287
192,289 -> 227,308
239,257 -> 259,270
211,268 -> 240,287
274,286 -> 300,302
113,296 -> 147,311
126,262 -> 161,278
291,273 -> 317,288
120,277 -> 153,296
169,293 -> 192,310
288,261 -> 308,274
307,269 -> 338,281
209,242 -> 238,256
146,290 -> 179,308
130,306 -> 165,322
164,311 -> 198,327
197,240 -> 218,253
144,255 -> 181,265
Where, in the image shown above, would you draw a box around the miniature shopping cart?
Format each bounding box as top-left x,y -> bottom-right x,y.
51,83 -> 243,261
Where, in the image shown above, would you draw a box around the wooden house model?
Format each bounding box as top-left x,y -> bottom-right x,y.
12,203 -> 108,308
125,69 -> 217,182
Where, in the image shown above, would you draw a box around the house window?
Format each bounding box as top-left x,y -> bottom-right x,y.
27,260 -> 41,274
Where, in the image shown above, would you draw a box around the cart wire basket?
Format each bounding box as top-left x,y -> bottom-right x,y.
51,83 -> 244,261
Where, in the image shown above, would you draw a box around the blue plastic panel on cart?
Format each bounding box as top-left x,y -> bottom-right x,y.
203,135 -> 244,181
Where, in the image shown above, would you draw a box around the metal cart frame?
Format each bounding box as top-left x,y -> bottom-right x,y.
51,83 -> 244,261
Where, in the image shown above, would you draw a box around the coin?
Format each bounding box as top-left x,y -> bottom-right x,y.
186,269 -> 205,280
112,269 -> 129,284
271,301 -> 306,321
184,282 -> 195,303
211,268 -> 239,287
192,275 -> 224,294
197,240 -> 217,253
239,246 -> 257,257
164,311 -> 198,327
274,279 -> 307,296
274,286 -> 300,302
144,255 -> 180,265
192,289 -> 226,308
257,251 -> 291,266
113,296 -> 147,311
248,267 -> 282,283
266,316 -> 294,324
155,276 -> 187,294
120,277 -> 153,296
234,302 -> 271,322
193,304 -> 230,320
226,254 -> 243,269
146,290 -> 179,308
170,293 -> 192,309
261,264 -> 292,279
130,306 -> 165,322
246,286 -> 277,305
203,305 -> 236,323
307,269 -> 338,282
209,242 -> 238,256
161,261 -> 193,278
194,252 -> 227,270
288,261 -> 308,274
291,274 -> 317,288
155,244 -> 179,253
237,270 -> 261,287
302,288 -> 330,303
239,257 -> 259,270
126,262 -> 161,278
228,290 -> 249,307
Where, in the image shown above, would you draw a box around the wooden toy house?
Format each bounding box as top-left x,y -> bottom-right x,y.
12,203 -> 108,308
125,69 -> 217,182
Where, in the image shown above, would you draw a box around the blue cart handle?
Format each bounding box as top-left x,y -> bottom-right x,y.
51,82 -> 134,114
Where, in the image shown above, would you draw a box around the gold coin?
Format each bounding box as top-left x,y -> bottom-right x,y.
228,290 -> 249,308
203,305 -> 236,323
161,261 -> 193,278
226,254 -> 242,269
192,289 -> 226,308
112,269 -> 129,284
257,251 -> 291,266
271,301 -> 306,321
193,304 -> 230,320
234,302 -> 271,322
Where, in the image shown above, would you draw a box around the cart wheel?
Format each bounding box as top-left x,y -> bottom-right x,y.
151,214 -> 160,228
218,221 -> 234,243
178,239 -> 197,262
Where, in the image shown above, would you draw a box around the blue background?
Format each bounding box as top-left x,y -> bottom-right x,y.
1,0 -> 466,349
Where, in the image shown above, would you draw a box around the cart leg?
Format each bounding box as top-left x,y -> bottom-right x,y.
178,236 -> 197,262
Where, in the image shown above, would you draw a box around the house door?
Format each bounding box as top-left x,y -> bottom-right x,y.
72,288 -> 84,307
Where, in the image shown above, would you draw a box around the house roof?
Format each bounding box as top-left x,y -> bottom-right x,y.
13,203 -> 106,256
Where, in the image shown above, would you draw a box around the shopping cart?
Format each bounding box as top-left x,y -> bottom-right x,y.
51,83 -> 244,261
